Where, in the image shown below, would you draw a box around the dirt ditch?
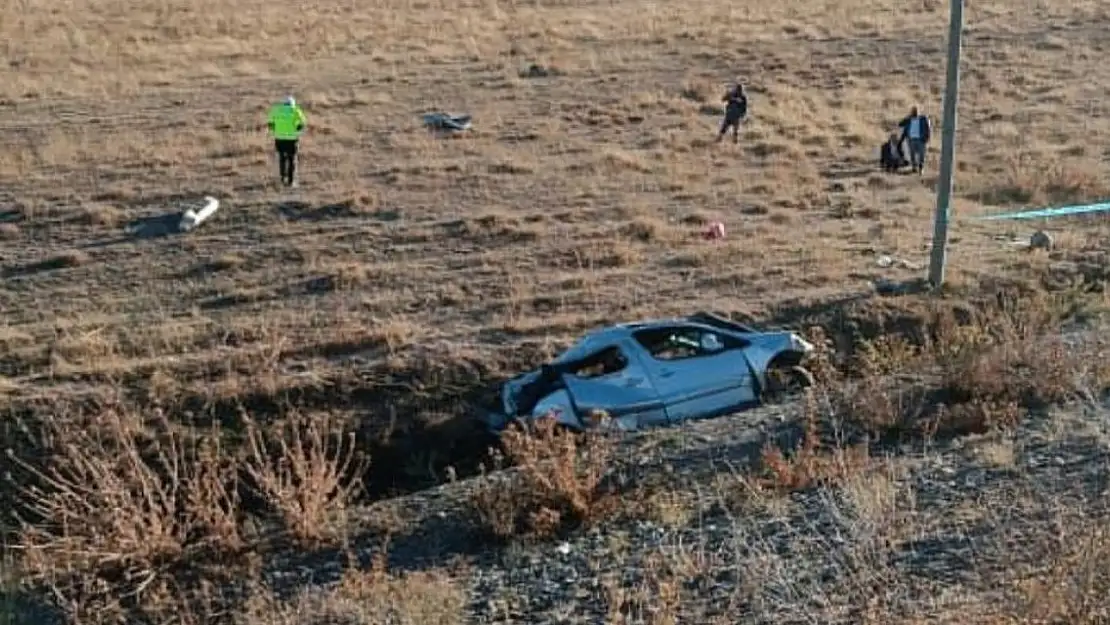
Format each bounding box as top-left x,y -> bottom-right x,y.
1,281 -> 1100,544
0,343 -> 556,540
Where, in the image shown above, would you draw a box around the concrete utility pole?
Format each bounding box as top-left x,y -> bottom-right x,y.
927,0 -> 965,290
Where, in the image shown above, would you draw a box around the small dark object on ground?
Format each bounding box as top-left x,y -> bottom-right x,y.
422,112 -> 473,133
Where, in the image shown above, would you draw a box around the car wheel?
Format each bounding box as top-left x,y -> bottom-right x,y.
762,364 -> 814,403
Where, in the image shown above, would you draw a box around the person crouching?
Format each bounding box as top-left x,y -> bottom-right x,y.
880,133 -> 908,173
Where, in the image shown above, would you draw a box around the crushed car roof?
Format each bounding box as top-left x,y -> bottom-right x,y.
612,315 -> 758,335
555,315 -> 762,362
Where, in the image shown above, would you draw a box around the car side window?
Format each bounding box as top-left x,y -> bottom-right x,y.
633,328 -> 730,362
568,346 -> 629,378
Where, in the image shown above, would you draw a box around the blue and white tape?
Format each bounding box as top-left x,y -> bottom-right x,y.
977,201 -> 1110,221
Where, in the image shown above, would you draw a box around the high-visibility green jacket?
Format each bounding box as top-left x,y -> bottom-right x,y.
268,103 -> 306,140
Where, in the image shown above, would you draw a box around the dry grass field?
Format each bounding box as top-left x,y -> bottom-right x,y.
3,0 -> 1110,621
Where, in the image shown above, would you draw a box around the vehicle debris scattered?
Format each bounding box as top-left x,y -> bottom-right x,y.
481,312 -> 815,433
1029,230 -> 1053,250
178,196 -> 220,232
875,254 -> 921,270
422,112 -> 472,134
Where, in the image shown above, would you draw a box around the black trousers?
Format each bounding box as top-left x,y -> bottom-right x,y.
718,114 -> 743,141
274,139 -> 298,184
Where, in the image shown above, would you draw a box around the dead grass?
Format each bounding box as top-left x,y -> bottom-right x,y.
241,554 -> 467,625
1016,520 -> 1110,625
7,288 -> 1110,622
76,204 -> 122,228
758,394 -> 873,491
971,153 -> 1110,207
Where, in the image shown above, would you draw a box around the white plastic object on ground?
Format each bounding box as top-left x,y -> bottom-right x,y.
179,196 -> 220,232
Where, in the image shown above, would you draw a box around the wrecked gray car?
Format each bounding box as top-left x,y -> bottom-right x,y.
482,312 -> 816,433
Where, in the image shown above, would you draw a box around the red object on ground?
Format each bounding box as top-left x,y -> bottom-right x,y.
704,221 -> 726,240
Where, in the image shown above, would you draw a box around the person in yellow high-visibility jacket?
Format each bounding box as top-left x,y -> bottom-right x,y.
267,95 -> 307,187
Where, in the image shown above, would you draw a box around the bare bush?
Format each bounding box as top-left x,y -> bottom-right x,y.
472,418 -> 615,540
6,408 -> 244,622
241,410 -> 369,547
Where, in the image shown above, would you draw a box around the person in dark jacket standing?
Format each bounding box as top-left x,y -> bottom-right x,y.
897,106 -> 931,175
717,83 -> 748,143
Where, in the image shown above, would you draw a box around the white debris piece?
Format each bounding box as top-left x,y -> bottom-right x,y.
876,255 -> 921,270
179,196 -> 220,232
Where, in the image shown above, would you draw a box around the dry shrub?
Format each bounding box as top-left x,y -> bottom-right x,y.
760,288 -> 1110,489
241,410 -> 368,547
926,294 -> 1109,431
812,289 -> 1110,442
6,408 -> 245,623
5,404 -> 377,623
758,393 -> 871,491
938,329 -> 1103,408
472,417 -> 614,541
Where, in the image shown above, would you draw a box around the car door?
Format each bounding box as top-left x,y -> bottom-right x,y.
632,326 -> 757,423
559,344 -> 668,430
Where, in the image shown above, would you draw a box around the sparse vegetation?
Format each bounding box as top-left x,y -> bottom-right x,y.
471,417 -> 616,541
240,409 -> 369,547
242,558 -> 469,625
804,289 -> 1110,443
3,0 -> 1110,621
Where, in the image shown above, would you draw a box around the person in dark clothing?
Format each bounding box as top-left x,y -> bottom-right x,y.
717,83 -> 748,143
897,106 -> 932,175
880,133 -> 908,172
